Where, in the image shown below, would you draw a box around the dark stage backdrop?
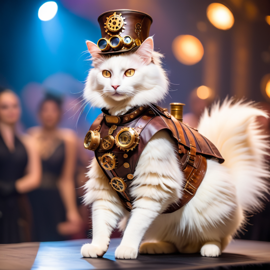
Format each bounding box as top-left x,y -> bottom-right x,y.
0,0 -> 270,134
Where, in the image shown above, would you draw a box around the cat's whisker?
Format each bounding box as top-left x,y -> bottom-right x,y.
75,103 -> 88,129
69,100 -> 88,121
149,104 -> 169,127
64,96 -> 85,116
68,99 -> 87,118
84,103 -> 93,121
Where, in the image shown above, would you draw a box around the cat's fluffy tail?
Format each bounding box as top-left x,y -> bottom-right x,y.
198,99 -> 269,212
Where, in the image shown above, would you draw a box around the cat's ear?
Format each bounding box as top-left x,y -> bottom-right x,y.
86,40 -> 103,65
135,37 -> 154,65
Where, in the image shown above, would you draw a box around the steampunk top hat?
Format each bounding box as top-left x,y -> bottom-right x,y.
97,9 -> 153,55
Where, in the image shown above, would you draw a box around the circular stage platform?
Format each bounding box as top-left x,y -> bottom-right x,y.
1,239 -> 270,269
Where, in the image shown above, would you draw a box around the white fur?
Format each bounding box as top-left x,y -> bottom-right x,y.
81,37 -> 269,259
84,38 -> 168,116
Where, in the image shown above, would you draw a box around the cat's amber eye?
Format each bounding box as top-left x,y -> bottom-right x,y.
124,69 -> 135,77
102,70 -> 111,78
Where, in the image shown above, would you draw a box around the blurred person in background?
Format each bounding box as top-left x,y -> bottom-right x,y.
0,88 -> 41,243
27,93 -> 82,242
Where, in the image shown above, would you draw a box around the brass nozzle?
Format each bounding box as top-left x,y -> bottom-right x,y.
170,103 -> 185,122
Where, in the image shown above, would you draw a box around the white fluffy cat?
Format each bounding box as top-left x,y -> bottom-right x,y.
81,37 -> 269,259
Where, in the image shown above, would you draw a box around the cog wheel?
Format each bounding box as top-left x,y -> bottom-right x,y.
99,153 -> 117,171
115,127 -> 139,152
110,177 -> 127,192
104,12 -> 126,36
101,135 -> 115,150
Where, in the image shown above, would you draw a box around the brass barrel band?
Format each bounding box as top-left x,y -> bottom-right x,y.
170,103 -> 185,122
84,130 -> 101,151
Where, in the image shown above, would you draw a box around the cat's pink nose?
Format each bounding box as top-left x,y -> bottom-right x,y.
112,85 -> 120,90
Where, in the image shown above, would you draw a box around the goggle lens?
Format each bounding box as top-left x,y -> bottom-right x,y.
97,35 -> 135,52
98,39 -> 108,50
124,36 -> 132,44
110,36 -> 120,47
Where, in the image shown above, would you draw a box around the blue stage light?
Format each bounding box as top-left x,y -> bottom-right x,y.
38,1 -> 58,21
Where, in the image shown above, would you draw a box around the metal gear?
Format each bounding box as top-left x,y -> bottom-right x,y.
110,177 -> 127,192
104,12 -> 126,36
115,127 -> 139,152
99,153 -> 117,171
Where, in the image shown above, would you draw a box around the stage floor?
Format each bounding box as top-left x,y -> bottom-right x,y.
1,239 -> 270,270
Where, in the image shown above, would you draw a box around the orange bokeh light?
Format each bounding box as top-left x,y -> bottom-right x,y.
266,16 -> 270,26
265,80 -> 270,98
207,3 -> 234,30
196,86 -> 212,100
260,74 -> 270,100
172,35 -> 204,65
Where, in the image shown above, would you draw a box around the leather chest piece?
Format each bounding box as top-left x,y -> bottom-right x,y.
84,106 -> 153,210
84,104 -> 224,214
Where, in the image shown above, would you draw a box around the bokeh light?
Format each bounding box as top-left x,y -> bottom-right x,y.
196,85 -> 213,100
172,35 -> 204,65
266,16 -> 270,26
261,74 -> 270,100
207,3 -> 234,30
265,80 -> 270,98
38,1 -> 58,21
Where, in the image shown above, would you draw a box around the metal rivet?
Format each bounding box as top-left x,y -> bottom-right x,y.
123,162 -> 130,168
130,115 -> 134,118
123,154 -> 128,158
127,174 -> 134,180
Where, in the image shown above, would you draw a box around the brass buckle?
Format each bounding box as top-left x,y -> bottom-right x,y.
184,181 -> 197,196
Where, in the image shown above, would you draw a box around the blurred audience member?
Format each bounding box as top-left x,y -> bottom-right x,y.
183,88 -> 213,128
0,88 -> 41,243
27,93 -> 82,242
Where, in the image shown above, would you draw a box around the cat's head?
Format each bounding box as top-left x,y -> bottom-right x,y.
83,37 -> 169,115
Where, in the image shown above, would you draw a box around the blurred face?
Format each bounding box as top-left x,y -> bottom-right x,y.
39,100 -> 61,129
0,92 -> 21,125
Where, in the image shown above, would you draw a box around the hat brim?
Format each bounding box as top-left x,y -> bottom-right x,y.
99,45 -> 139,55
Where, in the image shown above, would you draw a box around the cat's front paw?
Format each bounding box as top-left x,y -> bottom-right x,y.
115,245 -> 138,259
200,243 -> 221,257
81,243 -> 107,258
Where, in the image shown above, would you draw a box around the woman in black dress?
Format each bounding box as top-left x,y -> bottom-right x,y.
28,94 -> 82,241
0,88 -> 41,243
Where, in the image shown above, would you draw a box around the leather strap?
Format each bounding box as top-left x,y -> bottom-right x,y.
163,155 -> 207,213
134,115 -> 155,135
89,113 -> 103,131
102,106 -> 149,125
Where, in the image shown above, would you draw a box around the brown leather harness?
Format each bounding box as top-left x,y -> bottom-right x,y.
88,105 -> 224,214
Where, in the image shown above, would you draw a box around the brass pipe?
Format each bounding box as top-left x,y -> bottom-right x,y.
170,103 -> 185,122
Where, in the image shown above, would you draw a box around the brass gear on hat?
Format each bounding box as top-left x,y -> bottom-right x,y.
104,12 -> 126,36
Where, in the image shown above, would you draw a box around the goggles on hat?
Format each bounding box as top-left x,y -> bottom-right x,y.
97,35 -> 141,52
